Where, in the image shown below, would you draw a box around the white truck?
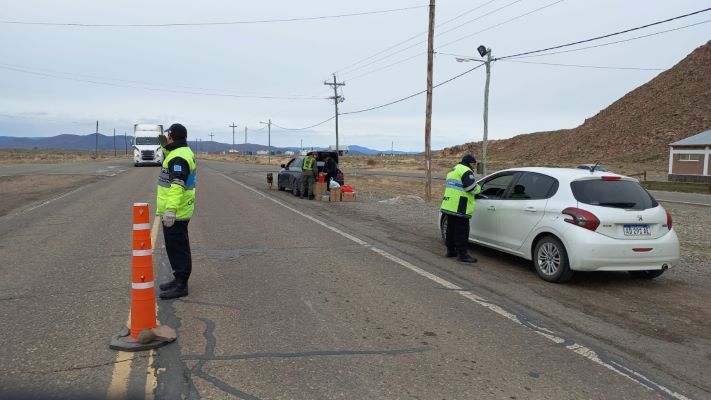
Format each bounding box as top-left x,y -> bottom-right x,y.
133,124 -> 164,167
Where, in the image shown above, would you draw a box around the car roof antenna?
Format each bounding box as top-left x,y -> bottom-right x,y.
591,160 -> 600,173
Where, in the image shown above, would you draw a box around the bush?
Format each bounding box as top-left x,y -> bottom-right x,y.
366,159 -> 377,166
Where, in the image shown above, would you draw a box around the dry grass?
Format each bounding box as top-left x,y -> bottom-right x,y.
0,150 -> 130,164
345,174 -> 444,204
0,174 -> 99,216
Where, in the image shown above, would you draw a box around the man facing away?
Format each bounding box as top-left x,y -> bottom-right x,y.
440,154 -> 481,263
156,123 -> 197,299
300,151 -> 317,200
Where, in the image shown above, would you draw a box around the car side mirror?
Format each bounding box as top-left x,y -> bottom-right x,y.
475,194 -> 489,200
280,164 -> 285,168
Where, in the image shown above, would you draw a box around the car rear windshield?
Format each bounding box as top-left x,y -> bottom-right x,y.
570,179 -> 658,210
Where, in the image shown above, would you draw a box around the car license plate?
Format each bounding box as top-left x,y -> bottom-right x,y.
623,224 -> 651,236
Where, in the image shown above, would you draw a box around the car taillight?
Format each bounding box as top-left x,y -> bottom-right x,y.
666,210 -> 673,230
601,176 -> 621,181
562,207 -> 600,231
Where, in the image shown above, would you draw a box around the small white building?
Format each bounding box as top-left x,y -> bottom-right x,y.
285,150 -> 295,156
256,150 -> 268,155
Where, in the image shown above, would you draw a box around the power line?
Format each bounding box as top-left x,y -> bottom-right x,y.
499,59 -> 666,71
339,0 -> 527,78
0,5 -> 428,27
340,0 -> 564,82
334,0 -> 501,74
504,18 -> 711,59
342,62 -> 485,115
0,64 -> 326,101
498,6 -> 711,60
271,116 -> 336,131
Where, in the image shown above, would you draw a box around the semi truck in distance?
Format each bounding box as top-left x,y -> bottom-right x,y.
133,124 -> 163,167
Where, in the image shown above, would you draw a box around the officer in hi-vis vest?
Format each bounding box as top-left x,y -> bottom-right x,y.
440,154 -> 481,263
300,152 -> 317,200
156,123 -> 197,299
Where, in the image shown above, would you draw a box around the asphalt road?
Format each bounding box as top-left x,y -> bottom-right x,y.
0,159 -> 708,399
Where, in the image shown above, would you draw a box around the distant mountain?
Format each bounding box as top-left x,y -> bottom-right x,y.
0,133 -> 419,155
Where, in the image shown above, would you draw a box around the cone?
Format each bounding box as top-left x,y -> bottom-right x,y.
110,203 -> 175,352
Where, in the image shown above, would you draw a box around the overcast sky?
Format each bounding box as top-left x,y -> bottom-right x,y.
1,0 -> 709,151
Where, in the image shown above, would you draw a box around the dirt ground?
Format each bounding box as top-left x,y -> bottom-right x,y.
0,150 -> 129,164
0,175 -> 100,216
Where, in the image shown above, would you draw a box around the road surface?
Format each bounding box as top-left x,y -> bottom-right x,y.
0,159 -> 708,399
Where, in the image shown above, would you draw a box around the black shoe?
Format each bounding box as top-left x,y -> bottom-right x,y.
457,254 -> 477,263
160,282 -> 188,299
159,279 -> 177,291
445,249 -> 457,258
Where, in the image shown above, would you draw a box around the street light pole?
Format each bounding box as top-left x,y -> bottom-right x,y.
480,45 -> 492,176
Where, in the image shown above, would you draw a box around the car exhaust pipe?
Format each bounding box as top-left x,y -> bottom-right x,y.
662,264 -> 669,270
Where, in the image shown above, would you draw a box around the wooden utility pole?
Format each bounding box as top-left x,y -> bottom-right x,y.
113,128 -> 116,157
260,119 -> 272,164
244,126 -> 248,144
209,133 -> 215,153
324,74 -> 345,155
229,122 -> 238,152
124,131 -> 128,155
423,0 -> 436,202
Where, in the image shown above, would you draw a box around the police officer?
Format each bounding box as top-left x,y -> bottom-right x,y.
300,151 -> 317,200
156,123 -> 197,299
440,154 -> 481,263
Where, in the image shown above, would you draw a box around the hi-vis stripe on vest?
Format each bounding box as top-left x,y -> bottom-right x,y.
440,163 -> 480,218
157,146 -> 196,220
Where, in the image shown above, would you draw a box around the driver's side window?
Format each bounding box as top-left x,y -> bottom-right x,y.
478,173 -> 515,199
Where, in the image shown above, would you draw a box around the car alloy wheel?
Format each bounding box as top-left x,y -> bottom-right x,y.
537,242 -> 560,276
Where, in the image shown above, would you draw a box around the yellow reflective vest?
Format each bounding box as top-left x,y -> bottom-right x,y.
440,163 -> 481,218
156,145 -> 196,220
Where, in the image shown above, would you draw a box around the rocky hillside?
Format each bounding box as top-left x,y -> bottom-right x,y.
440,40 -> 711,165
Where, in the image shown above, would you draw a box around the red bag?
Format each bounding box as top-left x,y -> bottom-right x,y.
318,173 -> 325,183
341,185 -> 354,193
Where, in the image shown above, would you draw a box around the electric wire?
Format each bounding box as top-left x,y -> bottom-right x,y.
271,116 -> 336,131
0,64 -> 327,101
334,0 -> 501,75
497,6 -> 711,59
0,5 -> 428,27
504,18 -> 711,59
339,0 -> 526,78
438,52 -> 666,71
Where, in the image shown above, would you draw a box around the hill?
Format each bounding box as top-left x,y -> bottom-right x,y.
440,40 -> 711,167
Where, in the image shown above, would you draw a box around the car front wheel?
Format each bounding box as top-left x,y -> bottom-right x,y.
533,236 -> 573,283
629,270 -> 665,279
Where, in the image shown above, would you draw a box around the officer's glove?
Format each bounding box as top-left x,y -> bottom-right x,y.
158,134 -> 168,147
162,209 -> 176,228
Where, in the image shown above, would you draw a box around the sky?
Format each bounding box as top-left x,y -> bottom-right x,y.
0,0 -> 710,151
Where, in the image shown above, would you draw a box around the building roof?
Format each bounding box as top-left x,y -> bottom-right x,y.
670,129 -> 711,146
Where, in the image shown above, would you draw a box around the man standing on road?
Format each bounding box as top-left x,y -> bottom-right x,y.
300,152 -> 317,200
156,123 -> 197,299
441,154 -> 481,263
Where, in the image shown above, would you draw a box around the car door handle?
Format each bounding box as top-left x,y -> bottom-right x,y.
487,206 -> 496,211
525,207 -> 537,213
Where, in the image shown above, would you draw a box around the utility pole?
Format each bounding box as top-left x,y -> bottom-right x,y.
324,73 -> 345,155
124,131 -> 128,155
481,46 -> 492,176
244,126 -> 248,144
113,128 -> 116,157
423,0 -> 436,202
229,122 -> 238,152
209,133 -> 215,154
391,141 -> 394,157
300,139 -> 303,153
94,120 -> 99,159
260,119 -> 272,164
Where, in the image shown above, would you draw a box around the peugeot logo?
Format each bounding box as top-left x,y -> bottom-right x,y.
637,215 -> 643,222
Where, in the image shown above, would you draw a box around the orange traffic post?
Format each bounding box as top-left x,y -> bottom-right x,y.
110,203 -> 176,352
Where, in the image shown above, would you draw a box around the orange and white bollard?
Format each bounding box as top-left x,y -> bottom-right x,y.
110,203 -> 176,352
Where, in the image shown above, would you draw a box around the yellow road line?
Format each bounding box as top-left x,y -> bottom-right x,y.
107,215 -> 162,400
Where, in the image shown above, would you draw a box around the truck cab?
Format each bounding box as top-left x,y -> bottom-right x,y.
133,124 -> 164,167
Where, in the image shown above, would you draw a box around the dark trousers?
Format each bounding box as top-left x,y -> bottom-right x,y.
163,220 -> 192,281
445,214 -> 470,255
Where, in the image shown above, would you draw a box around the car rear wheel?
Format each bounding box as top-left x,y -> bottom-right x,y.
292,179 -> 300,196
533,236 -> 573,283
629,270 -> 665,279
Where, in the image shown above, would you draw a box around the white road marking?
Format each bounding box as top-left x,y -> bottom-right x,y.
220,172 -> 692,400
107,215 -> 161,400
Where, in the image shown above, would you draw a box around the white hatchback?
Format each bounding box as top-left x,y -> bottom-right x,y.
439,168 -> 680,283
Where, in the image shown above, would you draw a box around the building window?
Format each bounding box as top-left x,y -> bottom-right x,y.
679,154 -> 700,161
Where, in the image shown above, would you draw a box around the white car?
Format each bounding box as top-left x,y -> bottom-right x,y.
439,167 -> 680,283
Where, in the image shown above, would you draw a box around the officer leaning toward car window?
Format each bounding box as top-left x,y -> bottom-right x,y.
156,123 -> 197,299
441,154 -> 481,263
